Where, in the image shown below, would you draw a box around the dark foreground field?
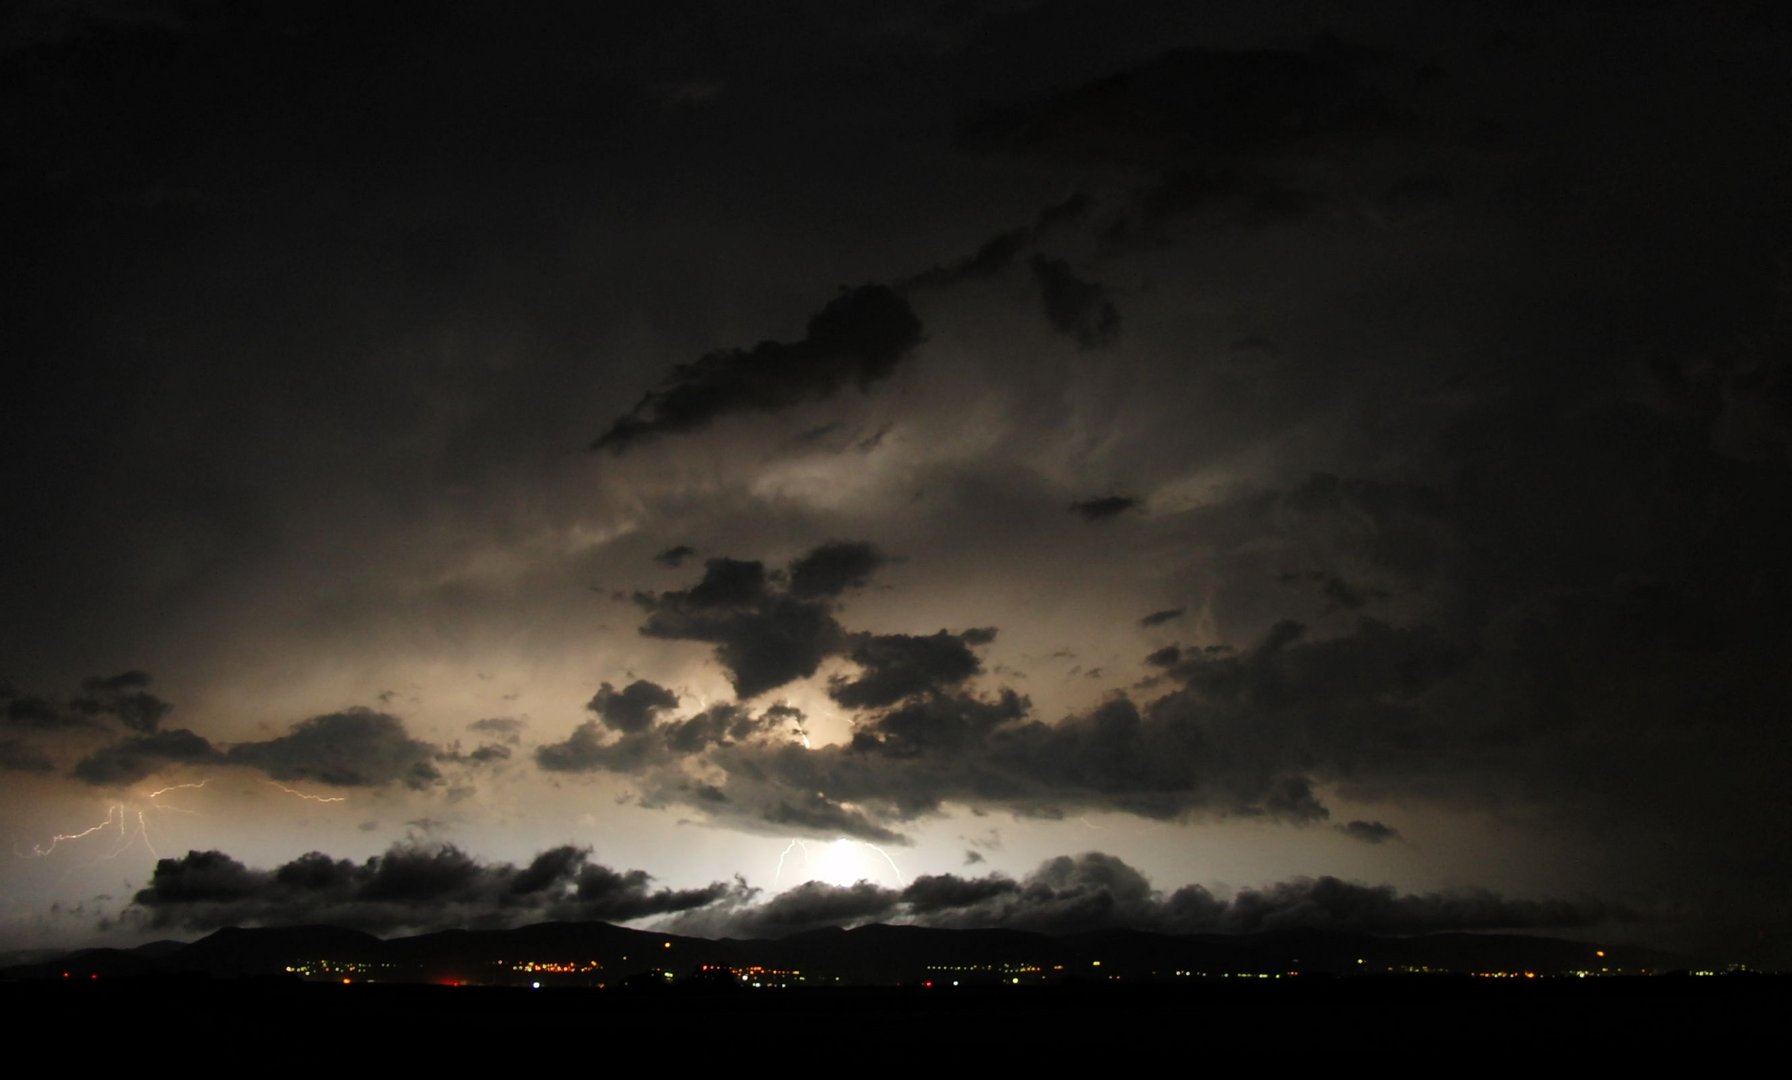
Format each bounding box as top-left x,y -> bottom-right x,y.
8,974 -> 1781,1053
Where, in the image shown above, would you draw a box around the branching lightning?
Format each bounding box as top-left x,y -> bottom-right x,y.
859,839 -> 904,883
773,838 -> 813,886
772,836 -> 904,888
266,781 -> 347,803
15,780 -> 208,861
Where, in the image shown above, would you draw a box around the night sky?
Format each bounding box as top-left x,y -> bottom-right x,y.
4,1 -> 1790,966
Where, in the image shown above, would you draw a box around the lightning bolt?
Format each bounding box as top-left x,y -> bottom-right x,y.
16,780 -> 209,860
856,839 -> 904,884
16,806 -> 128,858
146,781 -> 208,799
773,839 -> 813,886
266,781 -> 346,803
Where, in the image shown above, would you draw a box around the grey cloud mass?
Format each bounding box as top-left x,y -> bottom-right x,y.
131,842 -> 733,934
593,285 -> 924,452
662,850 -> 1621,940
225,709 -> 444,790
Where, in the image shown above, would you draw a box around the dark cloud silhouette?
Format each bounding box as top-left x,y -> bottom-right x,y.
588,679 -> 679,734
828,630 -> 987,710
901,191 -> 1094,291
1070,495 -> 1139,521
760,794 -> 908,846
1139,608 -> 1184,627
72,729 -> 218,786
535,722 -> 615,773
72,671 -> 173,734
1030,255 -> 1119,348
130,842 -> 735,934
4,694 -> 72,729
1339,820 -> 1400,844
654,544 -> 696,567
666,879 -> 893,939
226,708 -> 442,789
633,546 -> 892,699
787,541 -> 886,600
0,673 -> 164,732
538,703 -> 770,775
668,852 -> 1621,940
593,285 -> 924,452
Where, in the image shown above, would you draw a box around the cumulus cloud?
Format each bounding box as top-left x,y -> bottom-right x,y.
593,285 -> 923,452
787,541 -> 886,600
654,544 -> 696,567
633,545 -> 894,699
828,630 -> 987,710
72,671 -> 172,733
665,851 -> 1622,940
72,729 -> 219,786
225,708 -> 444,790
129,842 -> 736,934
538,702 -> 769,775
587,679 -> 679,734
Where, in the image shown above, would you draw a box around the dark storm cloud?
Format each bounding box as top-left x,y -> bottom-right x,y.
634,546 -> 893,699
666,879 -> 896,940
4,694 -> 73,729
828,630 -> 987,710
1030,255 -> 1119,348
72,671 -> 173,733
900,871 -> 1020,913
548,535 -> 1431,833
760,794 -> 908,846
1070,495 -> 1139,521
847,689 -> 1028,761
654,544 -> 696,567
901,191 -> 1094,291
593,285 -> 924,452
129,842 -> 735,934
535,722 -> 615,773
611,677 -> 1331,836
1339,820 -> 1399,844
538,703 -> 767,774
225,708 -> 443,789
587,679 -> 679,734
1139,608 -> 1184,627
1143,644 -> 1181,668
787,541 -> 887,600
4,671 -> 171,733
71,729 -> 219,786
668,852 -> 1620,940
1209,876 -> 1623,936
